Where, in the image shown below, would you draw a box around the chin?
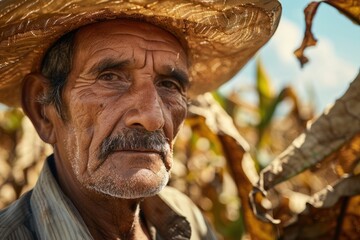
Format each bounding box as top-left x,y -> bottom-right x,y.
87,168 -> 170,199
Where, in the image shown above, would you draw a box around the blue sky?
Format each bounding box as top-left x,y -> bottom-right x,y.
220,0 -> 360,114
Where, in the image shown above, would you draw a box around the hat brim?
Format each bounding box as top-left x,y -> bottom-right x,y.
0,0 -> 281,107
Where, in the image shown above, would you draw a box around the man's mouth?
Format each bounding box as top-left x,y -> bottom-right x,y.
113,149 -> 165,158
108,148 -> 170,170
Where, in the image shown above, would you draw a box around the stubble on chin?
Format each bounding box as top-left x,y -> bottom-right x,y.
86,164 -> 170,199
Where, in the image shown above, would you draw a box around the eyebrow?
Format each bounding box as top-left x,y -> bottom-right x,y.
89,58 -> 130,75
88,57 -> 190,87
164,66 -> 190,89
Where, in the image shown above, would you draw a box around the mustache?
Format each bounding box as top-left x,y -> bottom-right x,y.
98,128 -> 170,161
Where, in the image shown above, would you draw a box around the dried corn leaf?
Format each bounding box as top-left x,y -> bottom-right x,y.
307,174 -> 360,208
251,72 -> 360,225
339,195 -> 360,238
259,72 -> 360,191
325,0 -> 360,24
189,93 -> 276,239
294,0 -> 360,67
294,2 -> 320,67
281,198 -> 343,239
281,175 -> 360,239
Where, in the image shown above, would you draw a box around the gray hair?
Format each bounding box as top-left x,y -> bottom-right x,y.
39,30 -> 77,119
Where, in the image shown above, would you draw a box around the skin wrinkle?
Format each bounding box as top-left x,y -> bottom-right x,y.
82,49 -> 130,76
84,47 -> 184,67
88,58 -> 131,77
70,88 -> 105,171
78,46 -> 188,93
77,41 -> 187,82
88,32 -> 182,51
72,75 -> 97,86
77,88 -> 97,100
82,60 -> 188,98
73,130 -> 85,176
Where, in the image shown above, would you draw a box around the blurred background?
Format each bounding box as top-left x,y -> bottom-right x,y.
1,1 -> 359,239
221,0 -> 360,114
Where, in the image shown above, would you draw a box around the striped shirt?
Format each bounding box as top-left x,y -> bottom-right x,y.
0,155 -> 217,239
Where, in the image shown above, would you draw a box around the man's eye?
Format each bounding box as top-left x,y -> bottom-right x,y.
159,79 -> 182,92
98,72 -> 122,81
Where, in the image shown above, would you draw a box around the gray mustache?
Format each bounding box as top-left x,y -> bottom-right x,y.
98,129 -> 170,161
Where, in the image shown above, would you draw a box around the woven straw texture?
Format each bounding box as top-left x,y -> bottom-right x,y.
0,0 -> 281,107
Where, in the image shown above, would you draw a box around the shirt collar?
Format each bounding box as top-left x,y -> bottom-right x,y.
30,155 -> 93,239
30,155 -> 191,239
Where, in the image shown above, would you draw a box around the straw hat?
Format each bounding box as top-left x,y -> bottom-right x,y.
0,0 -> 281,107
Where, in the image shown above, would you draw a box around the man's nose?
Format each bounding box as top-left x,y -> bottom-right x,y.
123,88 -> 165,132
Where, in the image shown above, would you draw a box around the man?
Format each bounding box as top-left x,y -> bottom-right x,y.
0,1 -> 281,239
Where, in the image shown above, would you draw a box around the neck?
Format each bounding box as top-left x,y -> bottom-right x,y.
76,197 -> 149,240
52,153 -> 151,240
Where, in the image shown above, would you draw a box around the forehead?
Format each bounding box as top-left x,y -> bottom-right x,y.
74,19 -> 186,56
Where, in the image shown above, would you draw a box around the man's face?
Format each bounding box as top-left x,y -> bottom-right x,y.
52,20 -> 189,199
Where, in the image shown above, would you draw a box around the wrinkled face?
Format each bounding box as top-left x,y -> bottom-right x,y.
53,20 -> 189,199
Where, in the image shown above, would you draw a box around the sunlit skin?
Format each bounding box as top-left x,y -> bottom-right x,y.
23,20 -> 189,239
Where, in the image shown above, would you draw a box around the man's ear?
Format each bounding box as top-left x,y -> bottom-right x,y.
21,73 -> 57,144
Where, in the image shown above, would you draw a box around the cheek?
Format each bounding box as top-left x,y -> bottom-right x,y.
165,96 -> 187,136
68,88 -> 97,125
68,85 -> 117,134
66,90 -> 107,156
